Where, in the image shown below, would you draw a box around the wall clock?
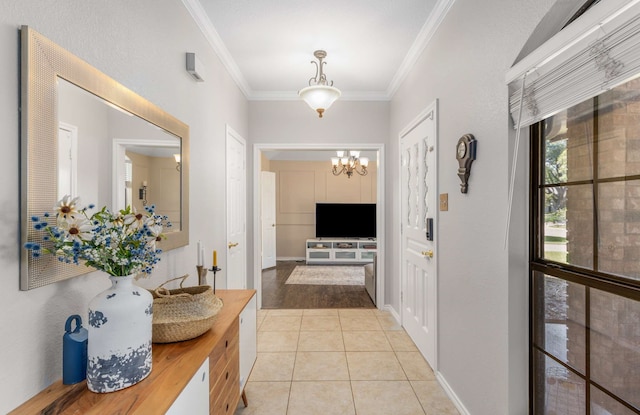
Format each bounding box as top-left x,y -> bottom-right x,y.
455,134 -> 477,194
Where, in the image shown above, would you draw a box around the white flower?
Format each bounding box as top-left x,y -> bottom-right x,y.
123,208 -> 151,230
54,195 -> 82,221
60,217 -> 94,242
27,196 -> 168,277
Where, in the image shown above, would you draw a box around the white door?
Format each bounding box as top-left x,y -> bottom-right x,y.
226,126 -> 247,289
261,171 -> 276,269
400,102 -> 438,369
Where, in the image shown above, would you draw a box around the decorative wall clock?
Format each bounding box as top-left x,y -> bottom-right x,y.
455,134 -> 477,194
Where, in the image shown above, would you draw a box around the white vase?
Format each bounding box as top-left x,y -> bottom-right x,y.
87,274 -> 153,393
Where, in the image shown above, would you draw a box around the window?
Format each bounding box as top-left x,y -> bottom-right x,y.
531,78 -> 640,414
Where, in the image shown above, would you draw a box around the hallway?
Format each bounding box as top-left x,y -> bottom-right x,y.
234,308 -> 459,415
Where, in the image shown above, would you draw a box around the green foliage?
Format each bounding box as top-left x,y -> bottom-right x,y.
545,207 -> 566,224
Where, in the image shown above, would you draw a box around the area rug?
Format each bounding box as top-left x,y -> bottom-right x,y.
285,265 -> 365,286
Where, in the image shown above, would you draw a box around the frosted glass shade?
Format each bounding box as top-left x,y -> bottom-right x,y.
360,157 -> 369,167
298,85 -> 341,118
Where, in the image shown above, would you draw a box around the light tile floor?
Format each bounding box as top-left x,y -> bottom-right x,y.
234,308 -> 460,415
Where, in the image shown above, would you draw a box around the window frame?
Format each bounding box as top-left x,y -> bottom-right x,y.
529,109 -> 640,414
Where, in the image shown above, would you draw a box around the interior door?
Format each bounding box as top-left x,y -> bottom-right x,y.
226,126 -> 247,289
261,171 -> 276,269
400,103 -> 438,369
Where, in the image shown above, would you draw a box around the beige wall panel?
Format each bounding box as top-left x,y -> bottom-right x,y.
269,159 -> 377,257
278,170 -> 316,213
277,224 -> 315,257
276,213 -> 315,225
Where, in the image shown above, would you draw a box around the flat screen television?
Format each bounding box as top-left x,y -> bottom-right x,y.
315,203 -> 376,239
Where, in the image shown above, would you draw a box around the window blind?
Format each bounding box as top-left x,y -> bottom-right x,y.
508,0 -> 640,129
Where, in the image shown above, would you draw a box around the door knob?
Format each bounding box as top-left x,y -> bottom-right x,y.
228,242 -> 239,248
422,250 -> 433,258
272,224 -> 276,227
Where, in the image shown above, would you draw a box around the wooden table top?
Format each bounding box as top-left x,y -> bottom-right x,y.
9,289 -> 256,415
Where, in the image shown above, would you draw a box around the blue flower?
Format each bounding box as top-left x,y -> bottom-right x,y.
26,196 -> 168,277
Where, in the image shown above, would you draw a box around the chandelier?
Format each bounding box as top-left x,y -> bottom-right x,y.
298,50 -> 341,118
331,151 -> 368,178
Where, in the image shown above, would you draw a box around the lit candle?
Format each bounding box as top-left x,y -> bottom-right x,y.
197,241 -> 202,266
213,250 -> 217,267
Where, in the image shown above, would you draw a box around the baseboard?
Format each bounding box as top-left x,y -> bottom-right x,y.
276,256 -> 305,262
381,305 -> 468,414
382,304 -> 401,323
436,372 -> 470,415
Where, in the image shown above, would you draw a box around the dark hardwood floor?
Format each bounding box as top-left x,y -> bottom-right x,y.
261,260 -> 375,309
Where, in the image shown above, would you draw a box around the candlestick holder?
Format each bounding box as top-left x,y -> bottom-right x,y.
196,265 -> 208,286
209,266 -> 221,294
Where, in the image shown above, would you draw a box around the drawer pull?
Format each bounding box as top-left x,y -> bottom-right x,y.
226,371 -> 229,380
225,340 -> 228,348
226,403 -> 229,412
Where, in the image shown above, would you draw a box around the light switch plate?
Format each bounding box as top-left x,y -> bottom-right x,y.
439,193 -> 448,211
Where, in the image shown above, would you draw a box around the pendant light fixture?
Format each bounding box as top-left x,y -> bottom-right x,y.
298,50 -> 341,118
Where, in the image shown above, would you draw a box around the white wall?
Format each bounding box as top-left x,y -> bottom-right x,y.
389,0 -> 555,414
249,100 -> 389,142
0,0 -> 247,412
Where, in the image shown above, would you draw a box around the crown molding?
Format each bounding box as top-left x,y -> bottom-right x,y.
181,0 -> 253,97
386,0 -> 456,97
183,0 -> 454,101
249,90 -> 390,101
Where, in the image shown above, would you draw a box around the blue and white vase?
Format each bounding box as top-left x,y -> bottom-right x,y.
87,274 -> 153,393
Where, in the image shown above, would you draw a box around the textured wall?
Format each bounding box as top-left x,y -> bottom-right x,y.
0,1 -> 248,412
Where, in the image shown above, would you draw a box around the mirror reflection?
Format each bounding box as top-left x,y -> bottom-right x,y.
57,78 -> 181,232
20,26 -> 189,290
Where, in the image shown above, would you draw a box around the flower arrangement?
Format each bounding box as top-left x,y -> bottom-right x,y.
24,195 -> 170,277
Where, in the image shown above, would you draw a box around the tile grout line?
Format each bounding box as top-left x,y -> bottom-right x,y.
342,312 -> 361,415
285,324 -> 301,415
251,309 -> 433,415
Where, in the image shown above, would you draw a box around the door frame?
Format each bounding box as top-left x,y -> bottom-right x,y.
252,143 -> 386,310
260,171 -> 276,269
398,100 -> 439,370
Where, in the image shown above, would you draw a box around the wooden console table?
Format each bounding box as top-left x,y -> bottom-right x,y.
10,289 -> 256,415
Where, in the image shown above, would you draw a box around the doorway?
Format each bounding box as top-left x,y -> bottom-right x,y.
252,144 -> 386,310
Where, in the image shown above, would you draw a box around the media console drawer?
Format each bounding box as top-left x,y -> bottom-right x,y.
305,238 -> 376,264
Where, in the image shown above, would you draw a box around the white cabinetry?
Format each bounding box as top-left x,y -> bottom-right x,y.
166,357 -> 209,415
306,239 -> 377,264
239,293 -> 257,393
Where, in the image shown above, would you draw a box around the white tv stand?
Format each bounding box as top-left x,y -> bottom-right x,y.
306,238 -> 377,264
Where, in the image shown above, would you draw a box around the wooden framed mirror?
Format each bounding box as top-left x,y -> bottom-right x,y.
20,26 -> 190,290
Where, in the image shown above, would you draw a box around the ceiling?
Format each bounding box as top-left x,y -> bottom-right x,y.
185,0 -> 450,100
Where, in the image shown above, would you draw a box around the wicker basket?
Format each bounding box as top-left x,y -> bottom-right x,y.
150,275 -> 223,343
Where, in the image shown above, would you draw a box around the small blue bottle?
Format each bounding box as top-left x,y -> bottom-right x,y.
63,315 -> 88,385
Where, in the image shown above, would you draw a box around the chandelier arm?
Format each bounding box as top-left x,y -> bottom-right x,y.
332,165 -> 345,176
308,61 -> 319,86
318,61 -> 327,84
